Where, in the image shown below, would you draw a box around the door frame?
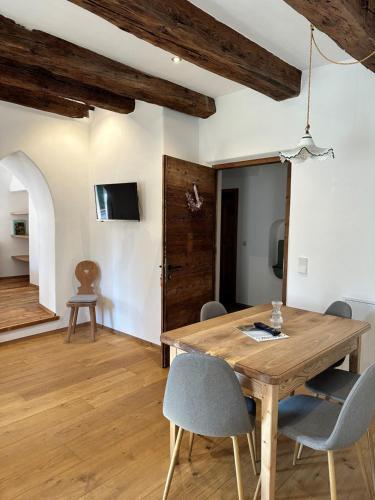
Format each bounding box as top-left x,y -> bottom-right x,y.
214,156 -> 291,305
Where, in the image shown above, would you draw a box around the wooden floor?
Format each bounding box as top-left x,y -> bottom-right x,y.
0,276 -> 58,333
0,327 -> 372,499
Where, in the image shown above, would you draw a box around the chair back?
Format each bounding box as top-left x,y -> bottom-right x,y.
326,362 -> 375,450
200,301 -> 227,321
75,260 -> 99,295
325,301 -> 352,319
163,353 -> 251,437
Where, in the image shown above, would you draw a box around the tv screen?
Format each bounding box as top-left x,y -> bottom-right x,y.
95,182 -> 140,221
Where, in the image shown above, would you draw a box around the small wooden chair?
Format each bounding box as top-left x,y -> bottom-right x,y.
66,260 -> 99,343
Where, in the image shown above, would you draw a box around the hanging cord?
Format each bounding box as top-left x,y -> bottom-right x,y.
311,26 -> 375,65
305,25 -> 314,134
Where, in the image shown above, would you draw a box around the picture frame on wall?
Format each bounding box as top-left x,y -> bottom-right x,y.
13,219 -> 28,236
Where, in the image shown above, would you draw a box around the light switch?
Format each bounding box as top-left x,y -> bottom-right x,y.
298,257 -> 308,275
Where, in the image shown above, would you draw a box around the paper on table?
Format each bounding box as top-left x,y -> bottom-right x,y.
237,324 -> 289,342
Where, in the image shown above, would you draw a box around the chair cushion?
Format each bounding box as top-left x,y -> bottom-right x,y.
69,294 -> 97,303
306,368 -> 360,403
278,395 -> 341,451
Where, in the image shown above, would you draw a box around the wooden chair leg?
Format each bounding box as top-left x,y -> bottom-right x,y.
162,426 -> 184,500
232,436 -> 244,500
253,476 -> 261,500
251,429 -> 257,462
72,307 -> 79,334
66,307 -> 75,343
89,306 -> 96,342
292,441 -> 299,466
367,430 -> 375,496
297,442 -> 304,460
188,432 -> 194,461
247,433 -> 257,475
327,450 -> 337,500
356,441 -> 372,499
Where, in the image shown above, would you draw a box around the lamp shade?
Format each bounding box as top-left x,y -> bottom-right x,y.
279,131 -> 334,164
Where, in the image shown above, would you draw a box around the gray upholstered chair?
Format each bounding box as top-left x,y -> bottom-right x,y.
277,362 -> 375,500
162,353 -> 257,500
293,301 -> 353,462
192,301 -> 257,468
200,300 -> 227,321
312,301 -> 352,371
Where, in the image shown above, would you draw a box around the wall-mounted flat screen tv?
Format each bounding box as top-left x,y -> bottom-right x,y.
95,182 -> 140,221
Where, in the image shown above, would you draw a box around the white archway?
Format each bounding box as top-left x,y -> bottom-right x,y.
0,151 -> 56,311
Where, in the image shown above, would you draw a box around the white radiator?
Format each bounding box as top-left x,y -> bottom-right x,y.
344,297 -> 375,371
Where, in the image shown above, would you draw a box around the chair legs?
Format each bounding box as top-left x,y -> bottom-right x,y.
232,436 -> 244,500
253,476 -> 261,500
89,305 -> 97,342
367,430 -> 375,496
355,441 -> 372,499
66,307 -> 75,343
327,450 -> 337,500
246,433 -> 257,475
292,441 -> 299,466
162,426 -> 184,500
188,432 -> 194,460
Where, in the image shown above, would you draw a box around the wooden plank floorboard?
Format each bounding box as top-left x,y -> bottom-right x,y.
0,276 -> 58,332
0,327 -> 371,499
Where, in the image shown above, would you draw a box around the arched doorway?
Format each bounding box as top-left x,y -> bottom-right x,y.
0,151 -> 56,312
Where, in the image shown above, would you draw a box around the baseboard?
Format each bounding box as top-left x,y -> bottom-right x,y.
1,320 -> 160,350
0,274 -> 30,280
99,324 -> 159,349
38,303 -> 57,316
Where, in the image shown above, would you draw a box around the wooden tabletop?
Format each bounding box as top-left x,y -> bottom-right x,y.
161,305 -> 371,385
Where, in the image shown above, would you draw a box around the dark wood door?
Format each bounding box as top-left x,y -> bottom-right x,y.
162,155 -> 217,366
219,189 -> 238,308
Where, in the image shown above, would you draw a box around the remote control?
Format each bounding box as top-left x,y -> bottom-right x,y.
254,322 -> 281,336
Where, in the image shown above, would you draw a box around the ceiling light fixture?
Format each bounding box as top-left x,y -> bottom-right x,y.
171,56 -> 182,64
279,25 -> 334,164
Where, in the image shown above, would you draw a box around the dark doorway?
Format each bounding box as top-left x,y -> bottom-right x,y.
219,189 -> 239,310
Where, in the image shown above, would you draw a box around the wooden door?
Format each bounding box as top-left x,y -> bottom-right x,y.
219,189 -> 238,308
162,155 -> 217,366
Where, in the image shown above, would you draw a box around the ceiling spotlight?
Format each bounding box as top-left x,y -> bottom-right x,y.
171,56 -> 182,64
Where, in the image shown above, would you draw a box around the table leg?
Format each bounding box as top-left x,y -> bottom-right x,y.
349,337 -> 362,373
261,384 -> 279,500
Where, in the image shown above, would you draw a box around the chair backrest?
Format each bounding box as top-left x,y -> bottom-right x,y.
163,353 -> 251,437
200,301 -> 227,321
325,362 -> 375,450
325,301 -> 352,319
75,260 -> 99,295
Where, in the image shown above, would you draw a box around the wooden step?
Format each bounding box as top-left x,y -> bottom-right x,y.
12,255 -> 29,263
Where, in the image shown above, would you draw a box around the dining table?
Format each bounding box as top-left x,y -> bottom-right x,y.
160,304 -> 371,500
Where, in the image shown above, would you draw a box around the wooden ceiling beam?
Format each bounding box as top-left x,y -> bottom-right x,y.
0,84 -> 91,118
283,0 -> 375,72
0,58 -> 135,114
68,0 -> 301,101
0,15 -> 215,118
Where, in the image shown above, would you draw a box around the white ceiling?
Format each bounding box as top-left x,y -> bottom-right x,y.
0,0 -> 350,98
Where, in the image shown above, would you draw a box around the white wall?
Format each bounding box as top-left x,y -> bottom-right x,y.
200,63 -> 375,368
221,164 -> 287,305
0,101 -> 90,341
0,167 -> 29,277
28,196 -> 39,286
89,104 -> 163,345
163,108 -> 200,163
88,104 -> 200,345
